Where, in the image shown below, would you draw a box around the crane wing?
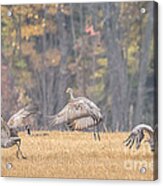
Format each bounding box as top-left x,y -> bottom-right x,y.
70,117 -> 95,130
48,100 -> 93,126
1,117 -> 21,148
1,117 -> 11,139
124,124 -> 154,150
7,104 -> 38,128
76,97 -> 100,111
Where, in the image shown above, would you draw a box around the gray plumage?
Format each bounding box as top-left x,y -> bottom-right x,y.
124,124 -> 157,152
7,103 -> 39,129
1,104 -> 38,159
48,88 -> 103,140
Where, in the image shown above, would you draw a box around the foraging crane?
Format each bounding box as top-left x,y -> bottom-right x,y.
1,104 -> 38,159
48,88 -> 103,140
124,124 -> 158,152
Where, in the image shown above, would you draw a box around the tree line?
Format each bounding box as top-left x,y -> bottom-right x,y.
1,2 -> 157,131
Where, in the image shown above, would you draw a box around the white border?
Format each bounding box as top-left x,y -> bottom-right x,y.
0,0 -> 162,185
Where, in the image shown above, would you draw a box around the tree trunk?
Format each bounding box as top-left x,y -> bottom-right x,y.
133,3 -> 153,125
55,10 -> 70,116
104,3 -> 129,131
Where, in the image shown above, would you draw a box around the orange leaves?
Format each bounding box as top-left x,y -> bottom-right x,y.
85,25 -> 100,37
46,4 -> 59,15
23,24 -> 44,38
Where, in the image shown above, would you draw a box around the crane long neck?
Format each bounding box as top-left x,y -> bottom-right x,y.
70,91 -> 75,100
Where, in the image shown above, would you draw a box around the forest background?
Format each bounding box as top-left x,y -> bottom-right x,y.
1,2 -> 157,131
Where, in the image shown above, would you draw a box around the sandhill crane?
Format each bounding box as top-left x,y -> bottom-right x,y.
1,104 -> 38,159
124,124 -> 158,152
49,88 -> 103,140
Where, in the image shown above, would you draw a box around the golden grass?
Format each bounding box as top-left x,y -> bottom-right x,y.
1,131 -> 156,180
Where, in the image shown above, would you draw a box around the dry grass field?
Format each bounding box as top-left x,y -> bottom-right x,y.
1,131 -> 156,180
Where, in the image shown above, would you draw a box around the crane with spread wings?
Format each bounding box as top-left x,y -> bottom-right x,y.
48,88 -> 103,140
1,104 -> 38,159
123,124 -> 158,152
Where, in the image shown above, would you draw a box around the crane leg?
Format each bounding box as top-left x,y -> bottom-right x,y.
96,124 -> 101,141
25,125 -> 31,135
136,136 -> 141,149
97,133 -> 100,141
16,139 -> 26,159
93,126 -> 97,140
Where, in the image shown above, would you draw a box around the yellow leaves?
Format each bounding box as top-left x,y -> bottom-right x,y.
127,42 -> 139,73
21,41 -> 42,70
11,6 -> 23,15
98,9 -> 104,18
128,41 -> 139,53
16,86 -> 32,106
15,59 -> 27,69
97,58 -> 108,67
11,24 -> 44,39
1,7 -> 14,32
23,24 -> 44,38
34,14 -> 39,19
87,83 -> 104,98
12,42 -> 16,47
93,44 -> 104,55
46,4 -> 70,16
94,68 -> 106,78
1,6 -> 8,17
83,58 -> 108,86
46,4 -> 58,15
